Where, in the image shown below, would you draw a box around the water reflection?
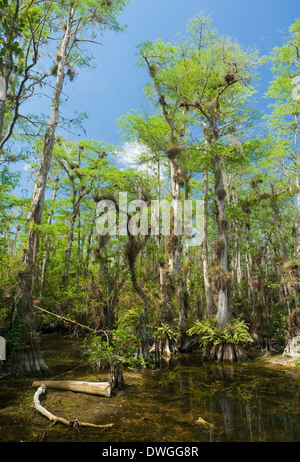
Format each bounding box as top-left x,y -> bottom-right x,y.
140,357 -> 300,442
1,337 -> 300,442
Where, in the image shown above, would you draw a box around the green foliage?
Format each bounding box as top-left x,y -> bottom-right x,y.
187,317 -> 253,347
6,312 -> 23,364
266,18 -> 300,137
82,327 -> 146,369
119,307 -> 143,330
153,322 -> 179,341
0,0 -> 26,74
0,8 -> 298,369
0,257 -> 21,327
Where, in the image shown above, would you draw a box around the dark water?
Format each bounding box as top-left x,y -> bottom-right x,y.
0,334 -> 300,442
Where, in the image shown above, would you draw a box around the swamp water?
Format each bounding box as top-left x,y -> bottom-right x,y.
0,334 -> 300,442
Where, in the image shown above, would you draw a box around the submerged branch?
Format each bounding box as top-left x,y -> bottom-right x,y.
32,383 -> 113,429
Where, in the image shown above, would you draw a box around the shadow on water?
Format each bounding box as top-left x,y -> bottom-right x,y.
1,333 -> 300,442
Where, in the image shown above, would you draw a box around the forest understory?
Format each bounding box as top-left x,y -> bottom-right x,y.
0,2 -> 300,388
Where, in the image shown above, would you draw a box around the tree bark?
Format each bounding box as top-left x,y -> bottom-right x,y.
170,158 -> 188,350
109,363 -> 124,390
145,58 -> 188,350
203,343 -> 247,362
212,154 -> 230,329
62,207 -> 78,289
125,185 -> 150,359
293,116 -> 300,258
245,214 -> 255,308
84,205 -> 97,278
270,184 -> 289,260
203,169 -> 214,318
127,251 -> 149,359
11,8 -> 75,374
40,183 -> 59,298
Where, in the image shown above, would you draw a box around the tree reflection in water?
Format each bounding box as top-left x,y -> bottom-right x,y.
151,357 -> 300,442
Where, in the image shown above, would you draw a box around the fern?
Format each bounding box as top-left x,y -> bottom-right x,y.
187,317 -> 253,346
154,323 -> 179,341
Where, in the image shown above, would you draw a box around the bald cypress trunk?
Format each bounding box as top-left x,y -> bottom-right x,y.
109,363 -> 124,390
203,129 -> 246,362
11,8 -> 74,374
170,158 -> 187,350
40,184 -> 59,298
127,248 -> 149,359
62,207 -> 78,290
203,169 -> 214,318
212,154 -> 229,329
293,117 -> 300,259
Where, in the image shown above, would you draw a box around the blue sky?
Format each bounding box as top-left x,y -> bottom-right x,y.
62,0 -> 300,146
14,0 -> 300,197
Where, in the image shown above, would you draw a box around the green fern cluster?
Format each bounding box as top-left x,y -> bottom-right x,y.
153,323 -> 179,341
187,317 -> 253,347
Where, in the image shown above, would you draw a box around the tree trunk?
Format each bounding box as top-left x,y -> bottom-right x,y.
40,184 -> 59,298
170,158 -> 188,351
147,66 -> 189,351
296,175 -> 300,259
23,348 -> 50,375
293,117 -> 300,259
0,86 -> 6,140
270,184 -> 289,260
203,343 -> 247,362
62,208 -> 78,289
245,215 -> 255,308
203,169 -> 214,318
126,234 -> 149,359
84,205 -> 97,278
11,8 -> 74,374
212,155 -> 230,329
109,363 -> 124,390
200,123 -> 236,361
227,185 -> 242,303
9,222 -> 20,258
283,335 -> 300,359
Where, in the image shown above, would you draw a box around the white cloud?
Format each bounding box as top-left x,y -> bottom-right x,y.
23,163 -> 33,172
116,141 -> 170,187
118,141 -> 147,167
118,141 -> 157,175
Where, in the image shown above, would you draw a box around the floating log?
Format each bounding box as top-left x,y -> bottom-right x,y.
32,380 -> 111,398
33,383 -> 113,429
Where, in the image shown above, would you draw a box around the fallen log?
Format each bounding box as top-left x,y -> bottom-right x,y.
32,380 -> 111,398
33,303 -> 95,333
33,383 -> 113,429
32,303 -> 110,343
